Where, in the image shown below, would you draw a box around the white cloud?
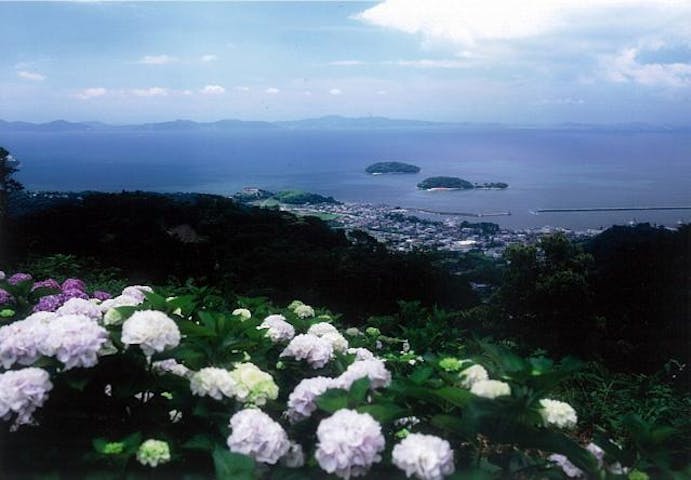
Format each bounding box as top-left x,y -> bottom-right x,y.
265,87 -> 280,94
329,88 -> 343,96
234,85 -> 250,92
75,87 -> 107,100
328,60 -> 365,66
138,54 -> 177,65
17,70 -> 45,81
200,84 -> 225,95
356,0 -> 691,47
131,87 -> 168,97
538,97 -> 585,105
604,48 -> 691,87
385,59 -> 471,68
200,54 -> 218,62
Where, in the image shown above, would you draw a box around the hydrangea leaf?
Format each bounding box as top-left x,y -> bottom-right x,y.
212,446 -> 255,480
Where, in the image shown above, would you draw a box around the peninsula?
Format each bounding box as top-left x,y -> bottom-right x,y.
366,161 -> 421,174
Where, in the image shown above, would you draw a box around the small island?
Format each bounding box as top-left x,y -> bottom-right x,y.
366,161 -> 420,175
474,182 -> 509,189
417,176 -> 474,190
417,176 -> 509,191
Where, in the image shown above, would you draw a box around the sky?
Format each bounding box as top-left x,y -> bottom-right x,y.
1,0 -> 691,124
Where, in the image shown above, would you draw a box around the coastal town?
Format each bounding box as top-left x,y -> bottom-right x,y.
276,201 -> 604,257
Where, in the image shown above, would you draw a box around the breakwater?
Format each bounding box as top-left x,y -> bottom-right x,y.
534,206 -> 691,214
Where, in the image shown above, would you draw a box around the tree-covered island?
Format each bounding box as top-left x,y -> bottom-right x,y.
417,176 -> 509,190
365,161 -> 421,174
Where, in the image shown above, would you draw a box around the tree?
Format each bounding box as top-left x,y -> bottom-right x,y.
0,147 -> 23,264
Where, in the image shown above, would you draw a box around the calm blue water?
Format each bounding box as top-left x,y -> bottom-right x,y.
4,128 -> 691,229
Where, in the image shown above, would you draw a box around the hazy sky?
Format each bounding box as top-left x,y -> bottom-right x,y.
2,0 -> 691,124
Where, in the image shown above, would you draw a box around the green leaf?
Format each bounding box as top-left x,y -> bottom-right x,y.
316,388 -> 349,413
348,377 -> 371,407
357,403 -> 407,423
434,387 -> 472,408
182,434 -> 215,452
409,366 -> 434,385
143,291 -> 168,310
430,414 -> 466,434
213,446 -> 255,480
178,320 -> 215,338
92,437 -> 108,453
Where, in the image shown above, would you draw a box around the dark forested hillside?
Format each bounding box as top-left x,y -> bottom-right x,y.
7,192 -> 476,319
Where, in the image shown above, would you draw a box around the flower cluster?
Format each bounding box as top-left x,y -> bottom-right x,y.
286,376 -> 335,422
259,314 -> 295,343
0,367 -> 53,429
229,362 -> 279,406
336,358 -> 391,390
42,314 -> 109,369
189,367 -> 237,400
136,439 -> 171,467
227,409 -> 290,464
470,379 -> 512,399
280,334 -> 333,369
121,310 -> 181,358
539,399 -> 578,429
392,433 -> 455,480
315,409 -> 386,479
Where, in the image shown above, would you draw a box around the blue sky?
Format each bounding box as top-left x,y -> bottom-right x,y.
2,0 -> 691,124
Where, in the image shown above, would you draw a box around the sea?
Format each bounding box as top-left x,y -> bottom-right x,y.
4,127 -> 691,230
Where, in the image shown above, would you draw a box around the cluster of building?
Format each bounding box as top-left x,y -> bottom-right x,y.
283,202 -> 602,257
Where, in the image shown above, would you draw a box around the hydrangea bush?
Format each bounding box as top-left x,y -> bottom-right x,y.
0,271 -> 682,479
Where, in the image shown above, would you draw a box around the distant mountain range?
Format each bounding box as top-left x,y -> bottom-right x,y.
0,116 -> 689,133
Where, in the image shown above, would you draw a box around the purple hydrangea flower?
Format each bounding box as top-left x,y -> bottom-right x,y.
92,290 -> 112,301
32,294 -> 66,313
61,278 -> 86,292
31,279 -> 61,292
8,273 -> 33,285
62,288 -> 89,300
0,289 -> 13,305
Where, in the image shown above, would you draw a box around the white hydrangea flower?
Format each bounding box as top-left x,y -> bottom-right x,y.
0,314 -> 52,369
121,310 -> 181,358
287,300 -> 304,311
136,439 -> 171,467
321,332 -> 349,353
539,399 -> 578,429
347,347 -> 375,361
315,409 -> 385,479
229,362 -> 279,406
152,358 -> 191,378
344,327 -> 363,337
169,409 -> 183,423
282,442 -> 305,468
294,304 -> 315,318
101,295 -> 142,326
232,308 -> 252,320
392,433 -> 455,480
586,443 -> 605,467
336,359 -> 392,391
0,367 -> 53,429
227,409 -> 290,464
41,314 -> 109,370
470,380 -> 511,399
307,322 -> 339,337
280,334 -> 333,369
259,314 -> 295,343
286,376 -> 335,423
100,294 -> 142,312
189,367 -> 238,400
549,454 -> 583,478
458,364 -> 489,389
56,298 -> 103,322
122,285 -> 154,303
